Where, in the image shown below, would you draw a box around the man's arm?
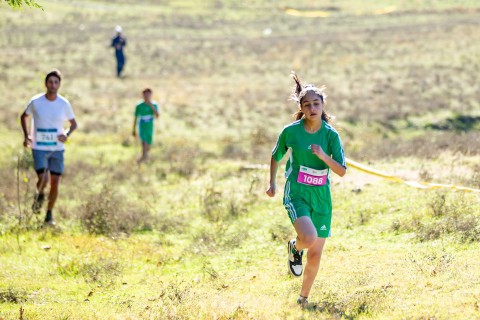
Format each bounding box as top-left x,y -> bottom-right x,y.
20,111 -> 31,148
58,119 -> 78,143
66,118 -> 78,136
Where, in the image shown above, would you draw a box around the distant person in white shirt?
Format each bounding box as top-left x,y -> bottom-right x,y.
20,70 -> 78,226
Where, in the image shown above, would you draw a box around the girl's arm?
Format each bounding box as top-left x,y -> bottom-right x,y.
311,144 -> 346,177
266,156 -> 280,197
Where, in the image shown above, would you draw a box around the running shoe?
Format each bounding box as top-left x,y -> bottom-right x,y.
44,210 -> 56,226
287,239 -> 303,277
32,193 -> 45,214
297,296 -> 309,309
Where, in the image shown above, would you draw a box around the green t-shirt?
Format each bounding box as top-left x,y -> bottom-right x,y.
272,119 -> 346,186
135,102 -> 158,130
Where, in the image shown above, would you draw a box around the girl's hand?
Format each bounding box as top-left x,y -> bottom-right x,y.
266,184 -> 276,197
311,144 -> 327,161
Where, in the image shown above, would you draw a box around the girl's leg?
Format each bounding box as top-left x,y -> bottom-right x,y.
300,237 -> 326,297
293,216 -> 318,251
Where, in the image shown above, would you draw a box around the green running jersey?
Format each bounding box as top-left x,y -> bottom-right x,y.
272,119 -> 346,186
135,101 -> 159,145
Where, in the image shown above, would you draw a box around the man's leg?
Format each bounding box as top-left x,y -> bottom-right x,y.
36,171 -> 49,193
44,174 -> 60,223
32,170 -> 49,213
116,54 -> 125,77
32,150 -> 49,213
48,174 -> 60,211
44,151 -> 64,224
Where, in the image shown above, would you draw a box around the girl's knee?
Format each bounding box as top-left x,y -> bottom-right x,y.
300,234 -> 317,248
308,248 -> 323,261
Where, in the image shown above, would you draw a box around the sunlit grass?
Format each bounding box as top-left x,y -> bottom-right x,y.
1,0 -> 480,318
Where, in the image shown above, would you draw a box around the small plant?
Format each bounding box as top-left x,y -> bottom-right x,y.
201,185 -> 247,223
80,185 -> 155,236
201,186 -> 223,223
393,192 -> 480,242
317,287 -> 386,319
161,142 -> 200,177
408,249 -> 454,276
270,222 -> 291,242
0,288 -> 27,303
80,258 -> 122,285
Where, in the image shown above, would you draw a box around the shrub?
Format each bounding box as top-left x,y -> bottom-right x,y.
318,287 -> 386,319
201,186 -> 247,223
0,288 -> 27,303
161,142 -> 201,178
80,185 -> 155,236
393,192 -> 480,242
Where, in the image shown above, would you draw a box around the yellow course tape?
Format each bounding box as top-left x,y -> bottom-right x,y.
284,6 -> 396,18
284,7 -> 330,18
345,158 -> 480,193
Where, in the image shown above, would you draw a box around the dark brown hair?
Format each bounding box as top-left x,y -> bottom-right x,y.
290,72 -> 333,124
142,88 -> 152,94
45,69 -> 62,83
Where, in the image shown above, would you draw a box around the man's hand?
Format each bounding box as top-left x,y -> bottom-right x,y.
266,183 -> 276,197
311,144 -> 328,161
58,134 -> 68,143
23,136 -> 32,148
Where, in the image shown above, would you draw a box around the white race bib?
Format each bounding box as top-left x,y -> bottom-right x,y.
139,115 -> 154,123
36,128 -> 58,146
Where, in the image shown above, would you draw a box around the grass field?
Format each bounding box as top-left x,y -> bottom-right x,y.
1,0 -> 480,319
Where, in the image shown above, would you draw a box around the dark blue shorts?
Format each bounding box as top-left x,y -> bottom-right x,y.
32,149 -> 65,176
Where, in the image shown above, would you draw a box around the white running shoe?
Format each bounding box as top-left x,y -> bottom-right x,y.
287,239 -> 303,277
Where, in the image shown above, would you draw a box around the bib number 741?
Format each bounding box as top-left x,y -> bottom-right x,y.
36,128 -> 58,146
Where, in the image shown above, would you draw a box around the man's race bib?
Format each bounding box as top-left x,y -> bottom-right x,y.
297,166 -> 328,186
36,128 -> 58,146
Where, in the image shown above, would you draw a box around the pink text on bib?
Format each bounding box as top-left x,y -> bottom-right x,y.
297,166 -> 328,186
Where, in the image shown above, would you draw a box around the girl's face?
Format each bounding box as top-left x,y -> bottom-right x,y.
300,91 -> 323,121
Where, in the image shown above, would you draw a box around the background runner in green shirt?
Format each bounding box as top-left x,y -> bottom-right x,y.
266,73 -> 346,308
132,88 -> 159,163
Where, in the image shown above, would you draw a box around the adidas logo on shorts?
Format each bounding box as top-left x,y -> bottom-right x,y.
320,225 -> 327,231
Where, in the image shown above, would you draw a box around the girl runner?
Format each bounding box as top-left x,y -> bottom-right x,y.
266,73 -> 346,308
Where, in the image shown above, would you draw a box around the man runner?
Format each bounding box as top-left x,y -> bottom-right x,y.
111,25 -> 127,77
132,88 -> 159,163
20,70 -> 77,225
